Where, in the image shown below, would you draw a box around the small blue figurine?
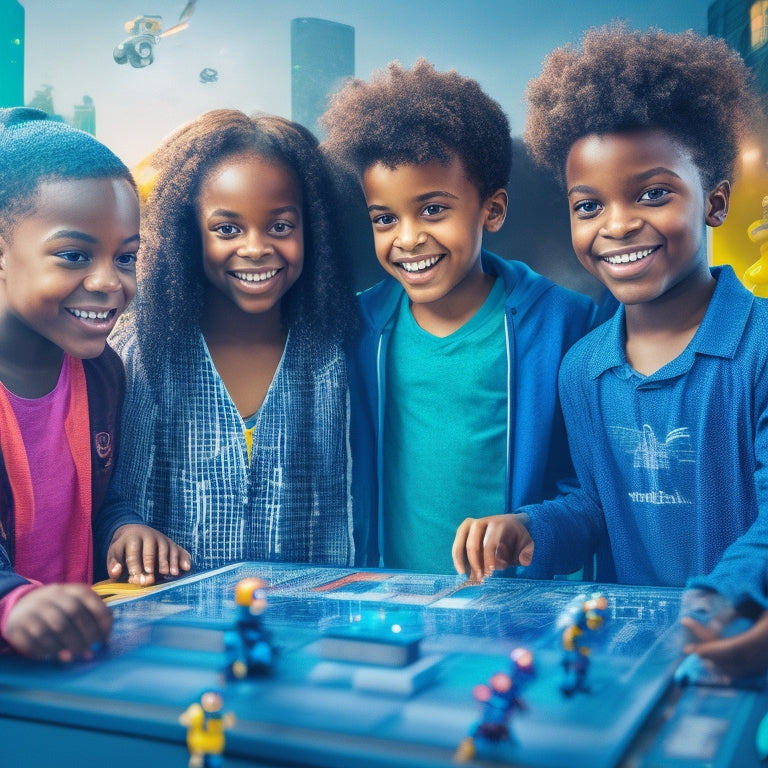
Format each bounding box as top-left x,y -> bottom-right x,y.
559,593 -> 609,696
224,577 -> 274,680
455,647 -> 535,762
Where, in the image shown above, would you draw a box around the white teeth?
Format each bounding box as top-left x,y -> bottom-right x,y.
604,248 -> 654,265
400,256 -> 441,273
71,309 -> 110,320
233,269 -> 278,283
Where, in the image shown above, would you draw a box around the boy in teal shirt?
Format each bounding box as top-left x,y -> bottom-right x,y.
322,60 -> 596,572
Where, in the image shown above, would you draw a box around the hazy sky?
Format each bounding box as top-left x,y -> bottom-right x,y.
21,0 -> 711,165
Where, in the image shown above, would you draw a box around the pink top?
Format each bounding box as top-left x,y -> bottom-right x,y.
0,356 -> 93,640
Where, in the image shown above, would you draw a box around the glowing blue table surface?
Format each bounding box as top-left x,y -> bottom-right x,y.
0,562 -> 763,768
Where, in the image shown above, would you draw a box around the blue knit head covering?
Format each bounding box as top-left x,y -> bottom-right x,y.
0,107 -> 135,232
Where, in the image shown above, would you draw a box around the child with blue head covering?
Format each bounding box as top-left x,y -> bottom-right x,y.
0,108 -> 189,661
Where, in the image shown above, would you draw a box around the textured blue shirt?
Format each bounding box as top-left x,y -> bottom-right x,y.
524,266 -> 768,609
101,326 -> 358,571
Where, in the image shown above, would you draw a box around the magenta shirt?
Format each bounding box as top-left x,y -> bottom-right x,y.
6,356 -> 90,584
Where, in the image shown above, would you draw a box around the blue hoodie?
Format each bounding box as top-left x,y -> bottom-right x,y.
352,250 -> 598,567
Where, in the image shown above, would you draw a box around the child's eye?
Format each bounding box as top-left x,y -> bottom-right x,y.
639,188 -> 669,203
56,251 -> 89,264
372,213 -> 397,226
214,223 -> 242,237
422,204 -> 446,217
573,200 -> 602,217
269,221 -> 295,236
116,252 -> 138,268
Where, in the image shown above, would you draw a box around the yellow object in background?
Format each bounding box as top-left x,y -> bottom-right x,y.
132,153 -> 159,204
711,136 -> 768,297
745,195 -> 768,298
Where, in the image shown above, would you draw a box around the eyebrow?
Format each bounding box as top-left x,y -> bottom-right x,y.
45,230 -> 140,245
367,190 -> 459,212
208,206 -> 300,218
413,190 -> 459,202
568,167 -> 682,197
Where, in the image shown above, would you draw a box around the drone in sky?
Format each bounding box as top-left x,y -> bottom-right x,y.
113,0 -> 197,68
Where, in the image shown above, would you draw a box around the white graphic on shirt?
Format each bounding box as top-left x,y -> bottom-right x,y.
608,424 -> 694,504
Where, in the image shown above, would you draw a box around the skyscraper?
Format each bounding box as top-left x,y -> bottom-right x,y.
0,0 -> 24,108
73,95 -> 96,136
291,17 -> 354,138
708,0 -> 768,284
709,0 -> 768,97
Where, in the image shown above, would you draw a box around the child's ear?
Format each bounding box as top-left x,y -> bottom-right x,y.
705,180 -> 730,228
483,188 -> 508,233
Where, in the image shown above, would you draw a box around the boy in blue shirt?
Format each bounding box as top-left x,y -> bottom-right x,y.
322,60 -> 596,573
453,26 -> 768,677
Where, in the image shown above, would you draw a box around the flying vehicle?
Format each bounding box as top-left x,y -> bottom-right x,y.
199,67 -> 218,84
113,0 -> 197,68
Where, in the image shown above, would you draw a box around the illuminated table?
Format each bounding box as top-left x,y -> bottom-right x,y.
0,562 -> 763,767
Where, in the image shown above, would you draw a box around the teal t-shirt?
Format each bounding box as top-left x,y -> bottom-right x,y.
382,277 -> 508,572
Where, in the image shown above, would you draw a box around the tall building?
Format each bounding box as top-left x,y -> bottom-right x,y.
0,0 -> 24,108
72,95 -> 96,136
708,0 -> 768,286
291,17 -> 354,138
709,0 -> 768,97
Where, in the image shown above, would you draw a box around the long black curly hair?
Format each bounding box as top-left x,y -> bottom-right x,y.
524,25 -> 759,191
132,109 -> 358,366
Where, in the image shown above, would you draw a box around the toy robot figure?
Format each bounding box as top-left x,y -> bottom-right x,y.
113,16 -> 162,68
179,689 -> 235,768
224,577 -> 274,680
113,1 -> 197,68
455,647 -> 535,762
559,593 -> 609,696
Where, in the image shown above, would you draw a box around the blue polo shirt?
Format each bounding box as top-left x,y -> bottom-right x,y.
523,266 -> 768,609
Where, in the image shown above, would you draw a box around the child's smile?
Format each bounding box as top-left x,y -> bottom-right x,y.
599,246 -> 658,266
231,268 -> 280,284
0,178 -> 138,362
198,152 -> 304,321
362,157 -> 506,332
397,254 -> 444,274
565,129 -> 727,310
227,267 -> 285,296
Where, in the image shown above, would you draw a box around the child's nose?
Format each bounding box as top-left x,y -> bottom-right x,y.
394,221 -> 427,251
83,260 -> 122,293
600,205 -> 643,239
238,232 -> 273,259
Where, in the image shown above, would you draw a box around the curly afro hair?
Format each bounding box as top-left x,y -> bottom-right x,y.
130,109 -> 358,369
524,24 -> 759,191
321,58 -> 512,200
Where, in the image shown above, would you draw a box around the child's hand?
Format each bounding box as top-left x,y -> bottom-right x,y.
3,583 -> 112,661
452,513 -> 534,583
107,524 -> 191,585
682,607 -> 768,680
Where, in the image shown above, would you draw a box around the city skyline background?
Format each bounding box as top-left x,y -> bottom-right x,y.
20,0 -> 768,298
21,0 -> 710,166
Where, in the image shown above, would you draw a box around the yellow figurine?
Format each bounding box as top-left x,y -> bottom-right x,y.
179,689 -> 235,768
745,195 -> 768,298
